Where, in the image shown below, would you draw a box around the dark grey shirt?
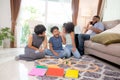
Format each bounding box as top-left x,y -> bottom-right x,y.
26,34 -> 44,48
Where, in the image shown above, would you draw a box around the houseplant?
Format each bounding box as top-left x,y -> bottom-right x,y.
0,27 -> 14,48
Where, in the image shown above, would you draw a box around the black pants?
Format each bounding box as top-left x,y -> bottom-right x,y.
75,34 -> 90,55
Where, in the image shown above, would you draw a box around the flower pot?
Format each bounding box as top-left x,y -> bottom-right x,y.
3,39 -> 10,48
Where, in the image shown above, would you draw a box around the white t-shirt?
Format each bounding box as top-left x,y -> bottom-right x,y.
86,22 -> 105,37
65,34 -> 72,45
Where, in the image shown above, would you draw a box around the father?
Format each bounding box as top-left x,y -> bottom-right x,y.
77,15 -> 105,55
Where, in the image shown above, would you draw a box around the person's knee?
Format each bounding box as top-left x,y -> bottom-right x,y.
44,49 -> 49,54
60,51 -> 66,57
44,49 -> 52,55
37,52 -> 45,58
64,48 -> 71,58
78,34 -> 84,43
78,34 -> 84,38
75,54 -> 81,59
73,50 -> 81,59
66,52 -> 71,58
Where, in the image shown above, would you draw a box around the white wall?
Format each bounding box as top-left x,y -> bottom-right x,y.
103,0 -> 120,21
0,0 -> 11,28
0,0 -> 11,48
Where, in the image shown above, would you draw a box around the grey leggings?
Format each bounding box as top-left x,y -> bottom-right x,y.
19,47 -> 45,61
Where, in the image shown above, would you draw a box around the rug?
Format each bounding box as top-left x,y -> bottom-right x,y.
34,55 -> 120,80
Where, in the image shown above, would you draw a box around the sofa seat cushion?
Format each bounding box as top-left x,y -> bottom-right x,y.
84,40 -> 120,57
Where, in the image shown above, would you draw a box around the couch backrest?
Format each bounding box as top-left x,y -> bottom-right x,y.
102,20 -> 120,30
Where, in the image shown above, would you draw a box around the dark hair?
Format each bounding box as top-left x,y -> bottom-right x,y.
63,23 -> 66,27
50,26 -> 59,33
64,22 -> 74,33
34,24 -> 46,35
94,15 -> 100,19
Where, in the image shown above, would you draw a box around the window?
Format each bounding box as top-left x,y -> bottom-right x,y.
16,0 -> 72,47
103,0 -> 120,21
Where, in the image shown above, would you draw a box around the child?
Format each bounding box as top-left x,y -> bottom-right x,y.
15,24 -> 47,61
46,26 -> 66,58
61,22 -> 81,59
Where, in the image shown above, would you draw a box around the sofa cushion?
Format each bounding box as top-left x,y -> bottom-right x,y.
91,24 -> 120,45
91,33 -> 120,45
102,23 -> 120,34
85,40 -> 120,58
103,20 -> 120,30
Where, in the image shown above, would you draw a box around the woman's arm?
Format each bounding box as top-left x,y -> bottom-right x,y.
28,35 -> 38,50
70,32 -> 77,52
60,32 -> 66,44
42,35 -> 48,49
70,32 -> 76,48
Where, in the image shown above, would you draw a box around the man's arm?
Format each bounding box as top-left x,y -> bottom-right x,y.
88,25 -> 103,33
82,21 -> 93,33
82,23 -> 89,33
88,22 -> 104,34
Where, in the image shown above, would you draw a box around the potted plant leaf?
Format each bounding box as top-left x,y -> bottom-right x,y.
0,27 -> 14,48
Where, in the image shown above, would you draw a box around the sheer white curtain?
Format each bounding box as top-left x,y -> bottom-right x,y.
76,0 -> 99,32
16,0 -> 72,47
103,0 -> 120,21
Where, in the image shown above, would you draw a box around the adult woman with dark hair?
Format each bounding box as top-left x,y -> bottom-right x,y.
15,24 -> 47,61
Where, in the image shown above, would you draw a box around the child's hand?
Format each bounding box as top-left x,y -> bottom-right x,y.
72,47 -> 76,52
54,52 -> 59,56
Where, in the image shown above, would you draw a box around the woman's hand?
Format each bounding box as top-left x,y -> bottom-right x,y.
39,49 -> 44,53
72,47 -> 76,52
60,32 -> 65,36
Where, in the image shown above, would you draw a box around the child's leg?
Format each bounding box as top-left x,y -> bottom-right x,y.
45,49 -> 65,58
64,46 -> 71,58
72,49 -> 81,59
45,49 -> 54,56
55,50 -> 66,58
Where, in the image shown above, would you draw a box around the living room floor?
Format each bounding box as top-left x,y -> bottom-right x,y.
0,48 -> 119,80
0,48 -> 37,80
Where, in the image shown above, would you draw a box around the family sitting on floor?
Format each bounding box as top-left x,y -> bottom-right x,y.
15,15 -> 105,61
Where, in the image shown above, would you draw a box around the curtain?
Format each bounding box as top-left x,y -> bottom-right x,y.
103,0 -> 120,21
72,0 -> 79,25
97,0 -> 105,20
10,0 -> 21,48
